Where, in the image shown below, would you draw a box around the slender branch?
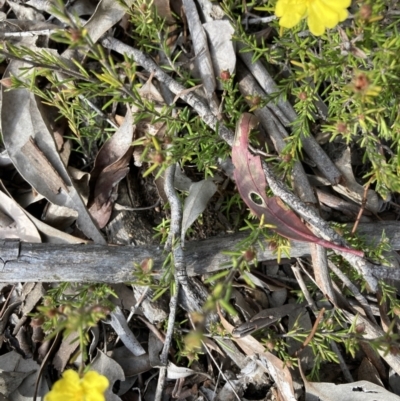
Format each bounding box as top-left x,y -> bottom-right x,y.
3,29 -> 58,37
330,340 -> 354,383
164,164 -> 181,250
155,163 -> 183,400
292,308 -> 325,358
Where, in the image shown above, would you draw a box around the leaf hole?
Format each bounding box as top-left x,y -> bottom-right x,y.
250,192 -> 263,205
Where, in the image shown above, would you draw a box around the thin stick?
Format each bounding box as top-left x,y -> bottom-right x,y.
292,308 -> 325,358
330,340 -> 354,383
291,264 -> 317,310
33,333 -> 60,401
3,29 -> 58,37
351,177 -> 373,235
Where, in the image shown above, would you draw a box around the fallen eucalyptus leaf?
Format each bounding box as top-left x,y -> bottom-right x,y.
166,362 -> 197,380
0,370 -> 34,396
0,188 -> 41,243
108,306 -> 146,356
89,110 -> 134,229
232,113 -> 363,256
181,179 -> 217,242
203,20 -> 236,90
305,380 -> 400,401
92,350 -> 125,401
83,0 -> 133,44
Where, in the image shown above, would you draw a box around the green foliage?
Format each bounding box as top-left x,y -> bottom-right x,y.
179,330 -> 205,366
329,224 -> 393,293
125,0 -> 170,54
202,217 -> 291,316
379,281 -> 400,318
130,252 -> 173,302
222,0 -> 400,198
34,283 -> 116,362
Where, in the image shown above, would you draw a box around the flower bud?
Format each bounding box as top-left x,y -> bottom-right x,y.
246,95 -> 261,108
336,122 -> 348,134
359,5 -> 372,20
298,92 -> 307,101
30,317 -> 44,327
151,152 -> 164,164
243,248 -> 256,262
268,241 -> 278,251
46,309 -> 59,318
220,70 -> 231,81
352,73 -> 370,92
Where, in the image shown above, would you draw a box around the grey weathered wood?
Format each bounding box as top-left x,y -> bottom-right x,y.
0,222 -> 398,283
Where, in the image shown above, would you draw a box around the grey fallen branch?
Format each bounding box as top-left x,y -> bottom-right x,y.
0,222 -> 399,283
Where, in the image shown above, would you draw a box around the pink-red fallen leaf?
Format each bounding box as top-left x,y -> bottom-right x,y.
232,113 -> 363,257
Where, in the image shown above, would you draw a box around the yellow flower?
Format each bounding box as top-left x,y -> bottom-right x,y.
275,0 -> 351,36
45,370 -> 109,401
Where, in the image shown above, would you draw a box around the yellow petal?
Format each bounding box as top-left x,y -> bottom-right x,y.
311,1 -> 340,28
318,0 -> 350,23
337,8 -> 349,22
85,393 -> 106,401
321,0 -> 351,9
45,370 -> 81,400
61,369 -> 80,382
275,0 -> 350,35
276,0 -> 307,28
45,370 -> 108,401
82,371 -> 109,393
307,9 -> 326,36
275,0 -> 290,17
279,12 -> 304,29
